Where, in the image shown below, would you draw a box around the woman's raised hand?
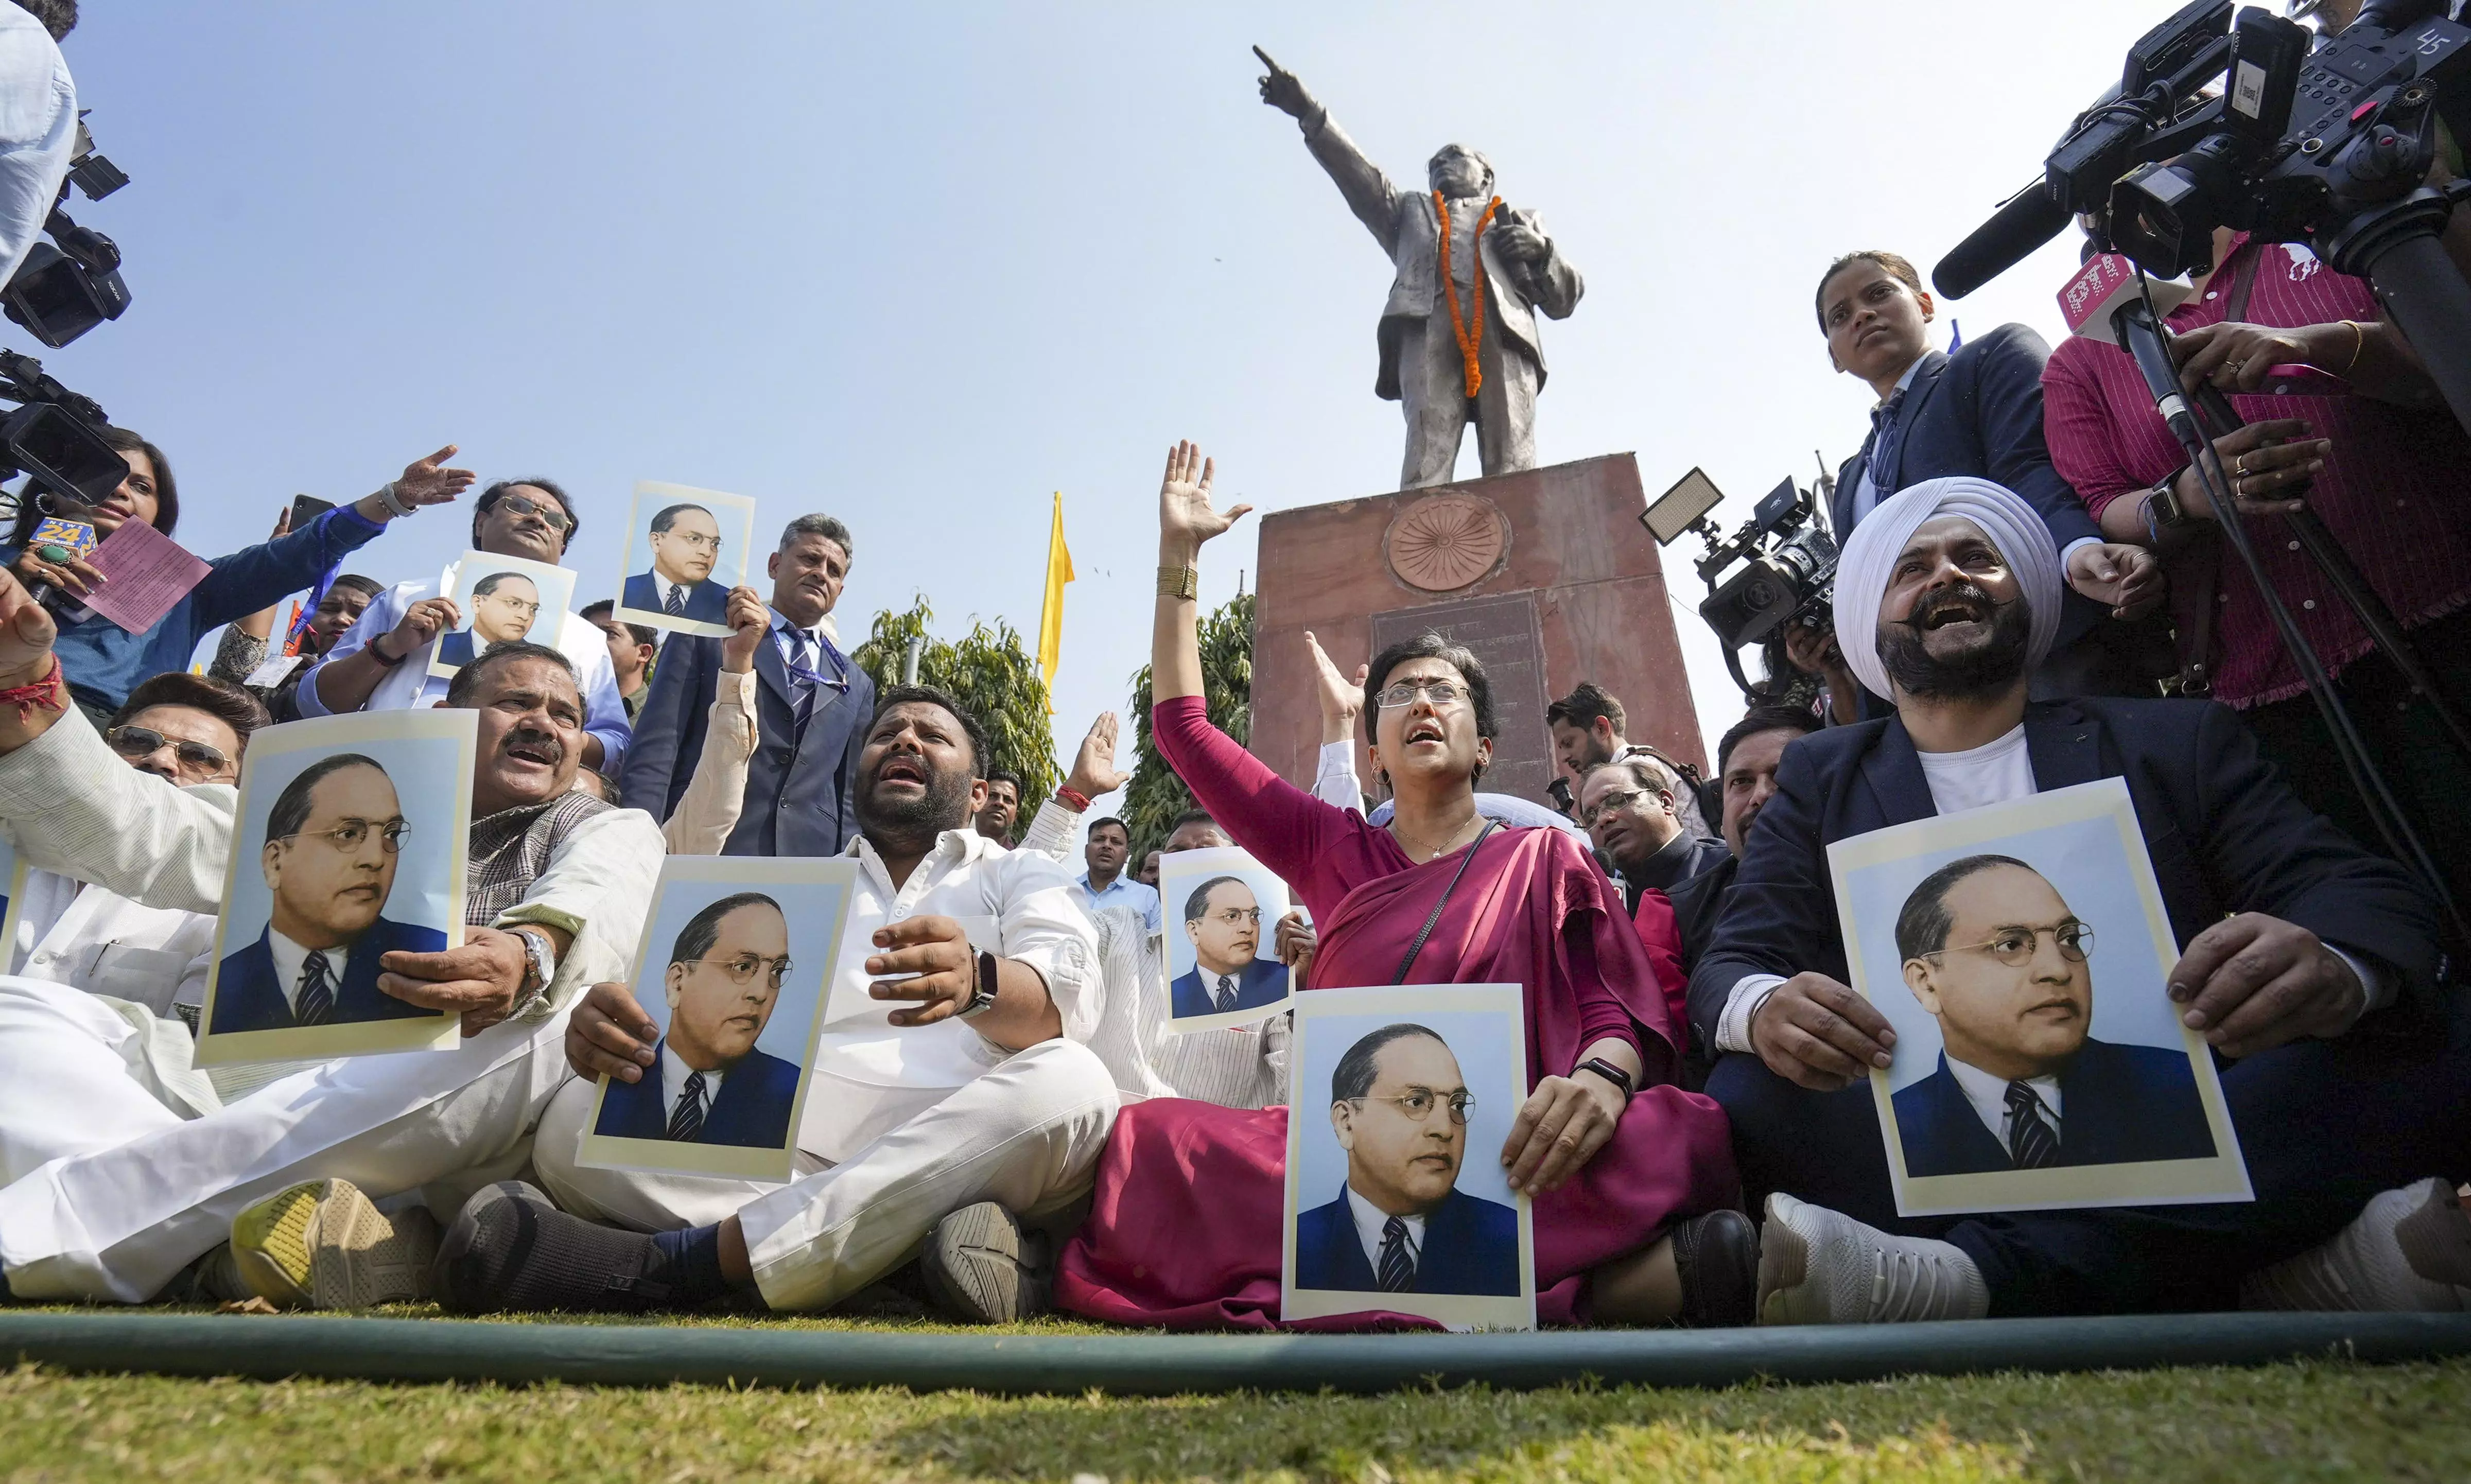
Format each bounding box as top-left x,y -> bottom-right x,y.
1156,440 -> 1251,561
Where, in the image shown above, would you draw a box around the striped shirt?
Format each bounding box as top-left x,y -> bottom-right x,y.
2041,235 -> 2471,707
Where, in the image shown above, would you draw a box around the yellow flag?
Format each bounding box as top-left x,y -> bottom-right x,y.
1037,492 -> 1074,713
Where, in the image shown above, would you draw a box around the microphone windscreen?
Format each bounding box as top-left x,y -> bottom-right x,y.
1934,184 -> 2074,299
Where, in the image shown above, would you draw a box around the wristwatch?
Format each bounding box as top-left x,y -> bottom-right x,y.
956,948 -> 1000,1019
509,927 -> 558,1016
1574,1056 -> 1636,1101
2146,469 -> 2190,530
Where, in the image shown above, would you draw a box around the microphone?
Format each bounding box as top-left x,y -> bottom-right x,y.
2056,252 -> 2193,350
1933,181 -> 2074,299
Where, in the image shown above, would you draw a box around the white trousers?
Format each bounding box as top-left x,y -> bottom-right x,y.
0,976 -> 568,1302
532,1037 -> 1119,1312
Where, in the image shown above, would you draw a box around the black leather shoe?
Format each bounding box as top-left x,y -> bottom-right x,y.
1671,1209 -> 1758,1327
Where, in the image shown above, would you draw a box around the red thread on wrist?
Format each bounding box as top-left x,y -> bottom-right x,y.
0,657 -> 65,722
1056,785 -> 1092,811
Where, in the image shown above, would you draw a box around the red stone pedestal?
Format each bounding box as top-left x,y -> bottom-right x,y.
1250,453 -> 1704,807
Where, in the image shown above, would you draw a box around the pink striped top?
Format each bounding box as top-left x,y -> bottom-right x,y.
2041,234 -> 2471,707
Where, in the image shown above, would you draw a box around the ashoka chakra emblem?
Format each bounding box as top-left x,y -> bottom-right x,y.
1386,493 -> 1507,592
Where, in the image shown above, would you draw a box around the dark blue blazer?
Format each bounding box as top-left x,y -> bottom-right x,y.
1832,327 -> 2107,649
623,571 -> 730,625
436,629 -> 478,670
211,917 -> 451,1035
618,626 -> 872,858
1294,1185 -> 1521,1297
1687,697 -> 2442,1059
593,1040 -> 802,1149
1892,1040 -> 2216,1178
1169,957 -> 1289,1019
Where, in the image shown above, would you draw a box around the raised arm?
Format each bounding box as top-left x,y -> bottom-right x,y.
1256,46 -> 1405,254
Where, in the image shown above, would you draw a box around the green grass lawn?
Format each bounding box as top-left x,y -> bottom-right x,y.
2,1351 -> 2465,1482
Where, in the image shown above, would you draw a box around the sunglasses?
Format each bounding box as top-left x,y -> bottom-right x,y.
106,725 -> 233,775
489,491 -> 573,533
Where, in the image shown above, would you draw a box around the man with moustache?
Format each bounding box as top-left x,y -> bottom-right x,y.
1667,706 -> 1821,994
1294,1023 -> 1518,1296
624,503 -> 731,624
211,754 -> 447,1034
622,515 -> 873,859
456,685 -> 1117,1325
974,770 -> 1021,846
1689,475 -> 2471,1325
594,892 -> 801,1149
436,571 -> 543,671
1890,856 -> 2213,1178
1168,875 -> 1285,1019
0,614 -> 663,1310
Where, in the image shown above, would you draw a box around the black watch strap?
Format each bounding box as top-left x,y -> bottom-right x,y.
1575,1056 -> 1635,1099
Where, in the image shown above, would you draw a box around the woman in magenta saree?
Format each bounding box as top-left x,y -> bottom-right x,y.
1055,443 -> 1747,1329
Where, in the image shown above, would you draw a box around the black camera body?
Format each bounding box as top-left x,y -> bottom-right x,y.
1642,468 -> 1838,699
2,116 -> 129,349
0,350 -> 121,506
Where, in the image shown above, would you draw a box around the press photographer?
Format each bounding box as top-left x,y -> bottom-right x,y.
2043,226 -> 2471,902
1817,250 -> 2164,710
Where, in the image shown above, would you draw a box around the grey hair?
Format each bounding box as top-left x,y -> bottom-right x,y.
779,513 -> 854,557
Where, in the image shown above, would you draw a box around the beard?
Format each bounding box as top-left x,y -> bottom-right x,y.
856,756 -> 975,843
1877,583 -> 2033,701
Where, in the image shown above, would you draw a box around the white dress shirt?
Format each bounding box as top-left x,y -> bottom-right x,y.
802,827 -> 1096,1162
1715,722 -> 2390,1055
1943,1054 -> 2062,1158
262,929 -> 330,1020
9,868 -> 217,1021
1346,1185 -> 1424,1276
659,1041 -> 724,1125
0,7 -> 74,295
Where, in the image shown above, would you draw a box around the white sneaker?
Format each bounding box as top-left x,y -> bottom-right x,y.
1756,1192 -> 1990,1325
2240,1178 -> 2471,1313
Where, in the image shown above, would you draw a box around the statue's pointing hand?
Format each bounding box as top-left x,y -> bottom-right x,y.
1254,46 -> 1319,122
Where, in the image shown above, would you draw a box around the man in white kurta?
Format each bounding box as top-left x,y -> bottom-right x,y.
0,625 -> 661,1304
451,686 -> 1118,1320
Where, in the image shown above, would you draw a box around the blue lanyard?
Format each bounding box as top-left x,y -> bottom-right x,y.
780,624 -> 848,691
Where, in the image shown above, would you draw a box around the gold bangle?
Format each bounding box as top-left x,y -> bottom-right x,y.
1156,564 -> 1198,600
2339,319 -> 2365,376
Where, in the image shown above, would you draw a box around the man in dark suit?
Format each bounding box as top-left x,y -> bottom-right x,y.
593,891 -> 801,1149
212,752 -> 449,1034
623,503 -> 730,624
619,515 -> 872,858
436,570 -> 543,673
1810,251 -> 2161,707
1689,475 -> 2471,1324
1168,875 -> 1287,1018
1888,856 -> 2214,1177
1294,1023 -> 1520,1296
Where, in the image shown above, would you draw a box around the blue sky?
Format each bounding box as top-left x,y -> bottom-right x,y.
49,1 -> 2171,819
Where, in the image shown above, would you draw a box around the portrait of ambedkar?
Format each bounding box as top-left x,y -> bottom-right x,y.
1294,1022 -> 1519,1296
594,890 -> 802,1149
438,570 -> 543,670
212,753 -> 448,1034
1891,854 -> 2216,1178
1168,874 -> 1286,1019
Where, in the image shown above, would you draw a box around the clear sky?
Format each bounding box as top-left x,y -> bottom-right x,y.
48,1 -> 2177,823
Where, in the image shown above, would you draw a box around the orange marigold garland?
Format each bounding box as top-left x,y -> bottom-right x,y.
1435,190 -> 1502,399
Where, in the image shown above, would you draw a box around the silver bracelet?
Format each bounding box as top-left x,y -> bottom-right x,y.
376,481 -> 416,519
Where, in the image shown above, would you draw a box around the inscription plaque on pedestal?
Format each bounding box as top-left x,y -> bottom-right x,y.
1251,453 -> 1703,810
1369,592 -> 1552,804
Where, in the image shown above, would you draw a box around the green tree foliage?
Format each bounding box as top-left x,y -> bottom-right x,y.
1122,590 -> 1254,850
851,596 -> 1059,800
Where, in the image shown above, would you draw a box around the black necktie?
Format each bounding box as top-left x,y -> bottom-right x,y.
295,949 -> 335,1026
1214,973 -> 1237,1012
788,631 -> 817,732
663,584 -> 687,616
668,1071 -> 708,1142
1867,388 -> 1909,502
2006,1081 -> 2060,1169
1377,1216 -> 1415,1292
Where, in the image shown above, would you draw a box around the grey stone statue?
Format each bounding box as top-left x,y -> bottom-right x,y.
1256,46 -> 1583,490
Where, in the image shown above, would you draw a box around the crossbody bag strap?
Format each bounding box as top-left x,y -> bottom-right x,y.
1391,820 -> 1500,985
